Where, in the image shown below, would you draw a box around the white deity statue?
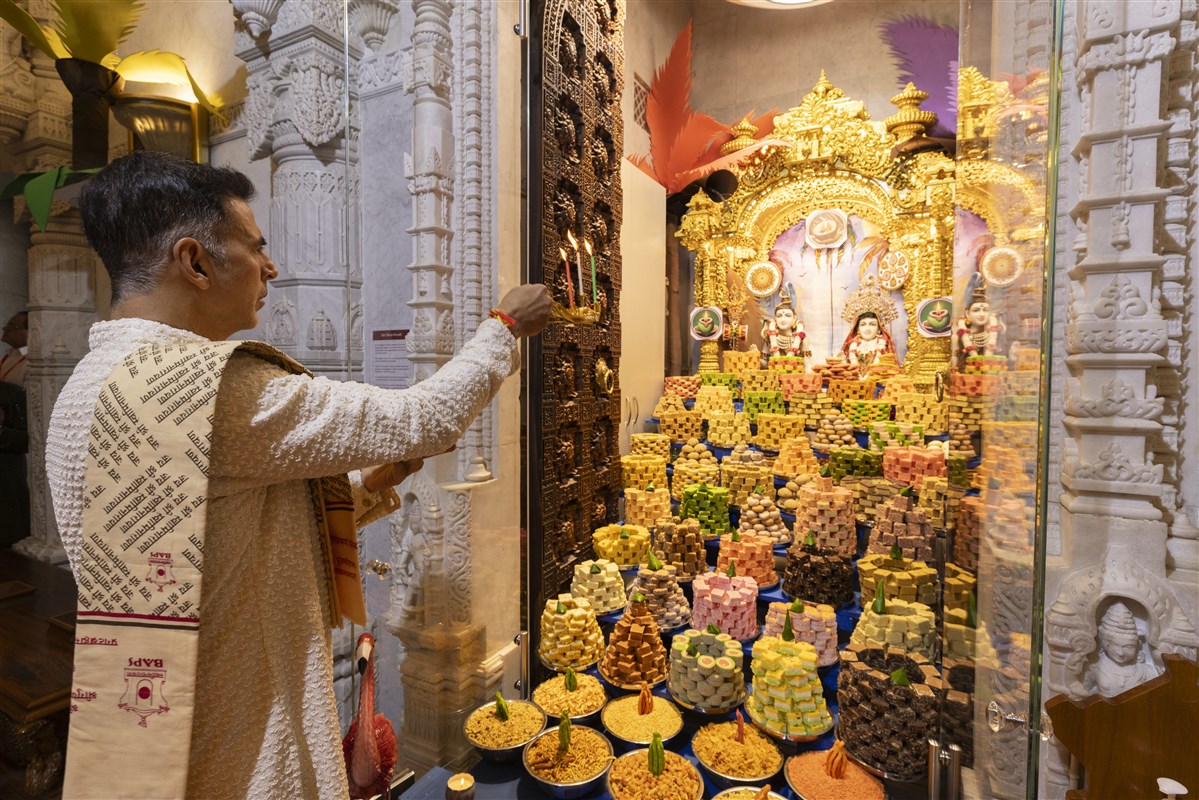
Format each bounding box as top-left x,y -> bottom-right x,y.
1085,601 -> 1162,698
761,284 -> 806,361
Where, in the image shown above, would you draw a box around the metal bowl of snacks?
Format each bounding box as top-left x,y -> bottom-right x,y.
711,787 -> 788,800
691,720 -> 784,789
599,694 -> 683,751
522,725 -> 614,799
463,699 -> 547,763
605,749 -> 704,800
531,672 -> 608,728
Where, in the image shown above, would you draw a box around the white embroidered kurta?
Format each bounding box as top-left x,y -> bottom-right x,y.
47,317 -> 517,799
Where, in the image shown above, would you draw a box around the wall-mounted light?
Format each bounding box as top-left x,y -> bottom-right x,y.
112,80 -> 208,163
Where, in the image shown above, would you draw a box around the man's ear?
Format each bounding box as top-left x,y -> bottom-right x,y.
171,237 -> 211,289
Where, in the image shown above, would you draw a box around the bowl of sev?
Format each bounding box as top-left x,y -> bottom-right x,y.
711,788 -> 788,800
532,672 -> 607,726
522,725 -> 613,799
784,741 -> 884,800
606,749 -> 703,800
692,719 -> 784,788
464,699 -> 546,762
600,692 -> 683,751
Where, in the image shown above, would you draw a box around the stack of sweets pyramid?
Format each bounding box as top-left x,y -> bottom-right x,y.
882,446 -> 946,485
600,596 -> 667,685
716,531 -> 777,586
947,454 -> 968,488
1010,345 -> 1040,372
668,628 -> 745,708
627,558 -> 691,630
789,391 -> 835,428
918,476 -> 965,529
840,476 -> 905,523
947,418 -> 976,458
895,391 -> 948,434
659,409 -> 703,442
741,369 -> 781,394
965,354 -> 1006,373
771,436 -> 820,480
948,394 -> 986,433
571,559 -> 626,614
943,563 -> 976,613
783,534 -> 854,607
693,384 -> 735,416
747,636 -> 831,737
841,399 -> 893,428
811,411 -> 856,451
952,496 -> 982,571
773,478 -> 808,515
738,489 -> 790,546
653,393 -> 686,418
705,411 -> 752,447
982,420 -> 1038,451
700,371 -> 739,396
828,379 -> 873,404
623,485 -> 672,529
777,372 -> 822,401
792,477 -> 856,556
949,371 -> 999,397
867,494 -> 936,562
677,438 -> 717,466
663,375 -> 702,399
621,454 -> 667,491
720,449 -> 773,508
754,412 -> 805,450
680,483 -> 730,539
593,524 -> 651,565
812,357 -> 859,385
631,432 -> 671,459
857,552 -> 938,607
997,394 -> 1039,422
1001,369 -> 1040,395
879,374 -> 917,402
671,460 -> 720,501
944,608 -> 995,662
691,572 -> 759,640
874,420 -> 918,450
827,446 -> 883,479
743,390 -> 785,422
539,594 -> 605,669
768,355 -> 804,372
652,516 -> 707,580
660,377 -> 700,406
851,592 -> 938,661
762,601 -> 838,666
863,352 -> 903,383
722,346 -> 760,376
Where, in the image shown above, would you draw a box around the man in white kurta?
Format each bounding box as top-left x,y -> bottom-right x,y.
47,151 -> 550,798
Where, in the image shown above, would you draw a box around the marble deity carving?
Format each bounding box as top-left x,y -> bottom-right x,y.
951,276 -> 1005,369
839,275 -> 898,374
761,285 -> 806,362
1085,600 -> 1163,698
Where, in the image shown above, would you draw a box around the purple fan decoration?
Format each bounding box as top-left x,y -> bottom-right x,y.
880,15 -> 958,139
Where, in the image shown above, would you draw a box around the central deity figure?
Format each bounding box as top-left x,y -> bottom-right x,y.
839,275 -> 897,374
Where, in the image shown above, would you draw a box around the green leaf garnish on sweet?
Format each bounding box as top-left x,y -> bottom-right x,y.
632,592 -> 646,604
871,582 -> 887,615
564,666 -> 578,692
731,530 -> 741,542
590,562 -> 602,574
820,466 -> 831,478
988,478 -> 1001,490
558,711 -> 571,751
900,486 -> 914,497
966,591 -> 978,629
805,531 -> 817,547
648,732 -> 665,776
891,668 -> 910,687
687,642 -> 699,656
753,485 -> 764,495
789,598 -> 805,613
620,528 -> 630,539
706,623 -> 721,635
726,560 -> 737,577
647,550 -> 664,570
646,482 -> 656,492
889,543 -> 903,561
781,611 -> 795,641
494,692 -> 510,720
556,600 -> 568,614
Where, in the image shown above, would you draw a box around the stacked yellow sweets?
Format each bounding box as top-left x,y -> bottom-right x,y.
772,436 -> 820,480
943,563 -> 976,613
694,384 -> 735,416
539,594 -> 605,669
722,347 -> 760,376
630,432 -> 671,459
812,411 -> 857,451
857,548 -> 939,607
651,516 -> 707,580
918,475 -> 965,529
741,369 -> 781,394
851,580 -> 938,660
621,454 -> 666,491
570,559 -> 626,614
623,484 -> 671,528
789,391 -> 835,429
706,411 -> 752,447
792,477 -> 856,556
894,391 -> 948,435
827,379 -> 873,404
653,393 -> 686,418
593,524 -> 651,566
840,476 -> 906,524
720,446 -> 773,508
747,627 -> 832,737
762,599 -> 838,667
879,374 -> 916,402
672,438 -> 720,500
658,408 -> 703,442
754,412 -> 805,451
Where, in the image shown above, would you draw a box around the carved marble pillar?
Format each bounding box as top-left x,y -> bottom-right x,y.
1044,2 -> 1199,796
233,0 -> 364,379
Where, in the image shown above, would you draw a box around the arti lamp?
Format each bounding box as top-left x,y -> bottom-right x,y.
113,80 -> 206,162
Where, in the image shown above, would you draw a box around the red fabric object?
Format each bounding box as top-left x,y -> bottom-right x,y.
343,633 -> 398,799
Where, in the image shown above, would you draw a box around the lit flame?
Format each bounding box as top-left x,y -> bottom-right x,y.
559,247 -> 568,261
583,239 -> 592,255
566,230 -> 579,250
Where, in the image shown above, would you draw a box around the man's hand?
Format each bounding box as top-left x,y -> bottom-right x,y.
361,458 -> 425,493
496,284 -> 552,338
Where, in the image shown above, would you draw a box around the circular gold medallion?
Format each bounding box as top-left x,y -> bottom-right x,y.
745,261 -> 782,298
980,245 -> 1023,287
877,250 -> 910,290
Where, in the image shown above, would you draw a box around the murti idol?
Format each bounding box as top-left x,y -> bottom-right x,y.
1085,600 -> 1162,698
761,284 -> 806,362
951,275 -> 1005,370
839,275 -> 898,376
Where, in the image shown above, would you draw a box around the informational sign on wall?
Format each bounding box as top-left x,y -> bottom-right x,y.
370,329 -> 410,389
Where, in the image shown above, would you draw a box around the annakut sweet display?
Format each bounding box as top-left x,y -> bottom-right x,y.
754,412 -> 804,451
882,446 -> 946,485
680,483 -> 730,539
621,454 -> 668,491
691,572 -> 759,640
784,743 -> 884,800
601,687 -> 683,745
539,595 -> 605,669
627,552 -> 691,630
851,584 -> 938,660
624,484 -> 672,529
692,716 -> 784,780
716,531 -> 778,587
667,627 -> 746,709
762,600 -> 838,667
607,742 -> 702,800
771,436 -> 819,480
706,411 -> 753,447
465,696 -> 545,750
532,668 -> 607,719
738,489 -> 790,546
694,384 -> 736,415
791,477 -> 856,556
659,409 -> 703,442
811,411 -> 856,451
524,717 -> 612,786
783,533 -> 854,608
601,594 -> 668,686
630,432 -> 671,459
865,492 -> 935,561
652,516 -> 707,580
593,524 -> 651,565
857,551 -> 938,607
746,634 -> 832,738
571,559 -> 626,614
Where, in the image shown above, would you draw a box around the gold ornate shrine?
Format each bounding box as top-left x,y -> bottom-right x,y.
678,72 -> 959,386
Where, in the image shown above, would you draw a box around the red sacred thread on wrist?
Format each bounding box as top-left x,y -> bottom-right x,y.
488,308 -> 517,330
